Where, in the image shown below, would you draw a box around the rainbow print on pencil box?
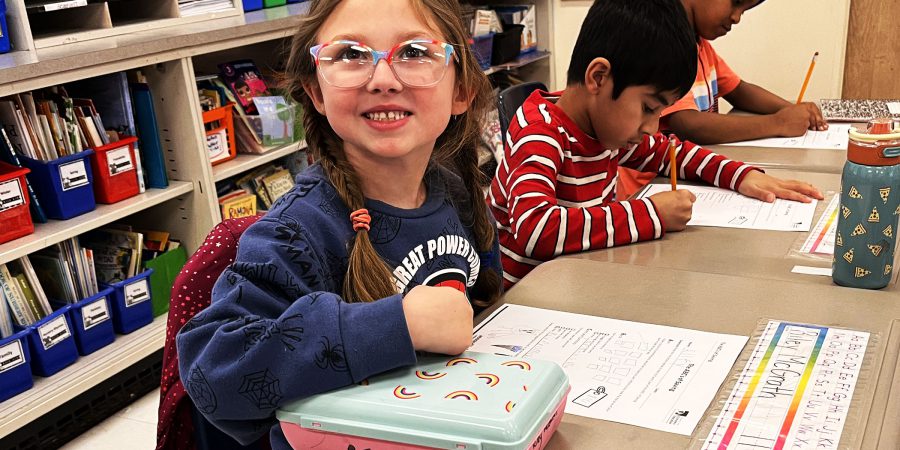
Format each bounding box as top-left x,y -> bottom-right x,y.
277,352 -> 569,449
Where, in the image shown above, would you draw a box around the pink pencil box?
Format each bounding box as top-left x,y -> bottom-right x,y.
277,351 -> 570,449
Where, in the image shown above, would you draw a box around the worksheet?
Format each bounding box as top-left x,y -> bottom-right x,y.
719,124 -> 852,150
701,321 -> 869,450
638,184 -> 818,231
470,305 -> 748,435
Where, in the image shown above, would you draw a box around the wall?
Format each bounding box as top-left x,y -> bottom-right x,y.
551,0 -> 851,106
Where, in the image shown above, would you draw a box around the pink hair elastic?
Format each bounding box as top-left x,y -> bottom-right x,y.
350,209 -> 371,232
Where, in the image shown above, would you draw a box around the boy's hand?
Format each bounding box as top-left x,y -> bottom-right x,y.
737,171 -> 824,203
402,285 -> 473,355
772,104 -> 828,136
649,190 -> 696,232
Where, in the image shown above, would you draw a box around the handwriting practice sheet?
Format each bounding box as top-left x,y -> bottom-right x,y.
719,124 -> 852,150
701,321 -> 869,450
638,184 -> 817,231
470,305 -> 747,435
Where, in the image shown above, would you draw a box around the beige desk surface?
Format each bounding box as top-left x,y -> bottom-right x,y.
573,169 -> 900,291
493,259 -> 900,449
708,143 -> 847,174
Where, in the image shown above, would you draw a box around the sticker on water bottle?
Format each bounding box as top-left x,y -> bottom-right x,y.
0,179 -> 24,212
105,146 -> 134,176
124,279 -> 150,307
38,315 -> 72,351
0,340 -> 25,374
58,160 -> 89,191
82,297 -> 111,330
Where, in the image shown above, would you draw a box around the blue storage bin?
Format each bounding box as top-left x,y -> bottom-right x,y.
103,269 -> 154,334
0,329 -> 34,402
52,287 -> 116,356
22,306 -> 79,377
19,150 -> 96,220
0,0 -> 11,54
243,0 -> 263,11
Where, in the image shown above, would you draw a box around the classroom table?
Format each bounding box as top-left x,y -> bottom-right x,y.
576,169 -> 900,291
492,258 -> 900,449
707,143 -> 847,174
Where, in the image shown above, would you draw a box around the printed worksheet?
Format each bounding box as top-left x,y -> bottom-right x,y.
638,184 -> 818,231
720,124 -> 852,150
470,305 -> 747,435
800,195 -> 839,256
701,321 -> 869,450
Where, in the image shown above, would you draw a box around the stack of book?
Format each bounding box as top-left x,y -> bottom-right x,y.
217,161 -> 299,218
0,257 -> 54,337
30,238 -> 99,306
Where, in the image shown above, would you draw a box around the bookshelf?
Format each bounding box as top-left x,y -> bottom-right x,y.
0,0 -> 557,443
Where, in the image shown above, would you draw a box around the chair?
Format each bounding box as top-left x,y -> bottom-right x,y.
496,81 -> 548,137
156,215 -> 267,450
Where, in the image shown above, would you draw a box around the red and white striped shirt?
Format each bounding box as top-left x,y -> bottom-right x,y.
488,90 -> 758,288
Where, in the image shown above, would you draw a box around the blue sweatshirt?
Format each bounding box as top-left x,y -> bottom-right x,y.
176,164 -> 501,447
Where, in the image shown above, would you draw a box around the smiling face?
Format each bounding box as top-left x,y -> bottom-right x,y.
686,0 -> 762,40
304,0 -> 468,172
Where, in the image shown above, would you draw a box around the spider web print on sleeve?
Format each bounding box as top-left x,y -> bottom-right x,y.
239,369 -> 283,410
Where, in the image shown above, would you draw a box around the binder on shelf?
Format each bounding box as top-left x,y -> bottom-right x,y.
143,247 -> 187,317
101,269 -> 154,334
0,0 -> 11,54
0,161 -> 35,245
18,150 -> 96,220
130,83 -> 169,188
0,329 -> 33,402
243,0 -> 263,11
18,306 -> 78,377
88,136 -> 140,204
51,287 -> 116,356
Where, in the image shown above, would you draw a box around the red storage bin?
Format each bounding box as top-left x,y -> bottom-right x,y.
0,161 -> 34,244
88,136 -> 140,204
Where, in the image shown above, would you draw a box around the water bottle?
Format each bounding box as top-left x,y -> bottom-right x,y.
833,118 -> 900,289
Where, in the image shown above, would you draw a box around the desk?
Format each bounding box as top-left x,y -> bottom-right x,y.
708,143 -> 846,174
496,259 -> 900,449
585,169 -> 900,290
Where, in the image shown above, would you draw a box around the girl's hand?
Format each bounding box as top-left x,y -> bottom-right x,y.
648,190 -> 696,232
737,171 -> 824,203
402,285 -> 472,355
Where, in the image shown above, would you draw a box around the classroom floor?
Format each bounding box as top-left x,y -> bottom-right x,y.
60,389 -> 159,449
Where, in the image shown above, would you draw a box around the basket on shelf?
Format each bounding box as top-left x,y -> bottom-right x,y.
471,34 -> 494,70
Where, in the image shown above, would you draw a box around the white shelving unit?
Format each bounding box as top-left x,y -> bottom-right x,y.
0,0 -> 557,442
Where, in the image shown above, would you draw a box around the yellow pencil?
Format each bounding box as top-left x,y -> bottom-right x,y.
796,51 -> 819,104
669,137 -> 677,191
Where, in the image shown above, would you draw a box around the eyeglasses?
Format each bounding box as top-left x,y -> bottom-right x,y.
309,39 -> 456,89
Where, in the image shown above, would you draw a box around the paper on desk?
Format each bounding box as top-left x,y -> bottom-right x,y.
638,184 -> 818,231
702,320 -> 869,450
800,195 -> 839,255
719,124 -> 852,150
470,304 -> 748,435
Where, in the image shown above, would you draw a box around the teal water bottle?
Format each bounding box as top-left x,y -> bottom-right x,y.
833,118 -> 900,289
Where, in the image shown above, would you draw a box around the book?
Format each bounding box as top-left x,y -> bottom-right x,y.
0,289 -> 13,338
80,228 -> 144,283
218,60 -> 271,115
0,127 -> 49,223
7,258 -> 53,320
261,168 -> 294,203
130,83 -> 169,189
30,253 -> 79,304
220,191 -> 257,219
0,263 -> 35,326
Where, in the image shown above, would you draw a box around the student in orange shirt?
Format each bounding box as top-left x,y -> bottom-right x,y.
618,0 -> 828,198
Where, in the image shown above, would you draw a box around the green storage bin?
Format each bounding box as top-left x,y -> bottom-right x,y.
143,247 -> 188,317
264,0 -> 287,7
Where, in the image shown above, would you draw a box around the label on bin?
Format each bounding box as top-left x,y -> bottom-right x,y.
38,316 -> 72,351
0,340 -> 25,374
43,0 -> 88,11
106,146 -> 134,176
0,179 -> 25,212
207,129 -> 228,160
82,297 -> 111,330
124,279 -> 150,307
58,160 -> 90,191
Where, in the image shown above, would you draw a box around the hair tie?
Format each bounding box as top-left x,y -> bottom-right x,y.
350,209 -> 371,232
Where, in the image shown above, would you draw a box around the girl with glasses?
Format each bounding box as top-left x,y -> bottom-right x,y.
176,0 -> 502,448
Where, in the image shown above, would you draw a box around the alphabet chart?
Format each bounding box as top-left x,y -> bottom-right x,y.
701,321 -> 870,450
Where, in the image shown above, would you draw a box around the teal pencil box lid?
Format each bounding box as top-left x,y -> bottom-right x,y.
277,351 -> 570,449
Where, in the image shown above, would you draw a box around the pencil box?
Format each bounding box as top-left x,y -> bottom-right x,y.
277,352 -> 569,450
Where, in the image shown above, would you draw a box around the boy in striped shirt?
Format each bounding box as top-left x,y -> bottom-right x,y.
488,0 -> 823,289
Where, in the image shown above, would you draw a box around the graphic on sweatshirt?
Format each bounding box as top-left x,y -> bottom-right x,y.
314,336 -> 348,372
238,368 -> 282,410
187,366 -> 217,414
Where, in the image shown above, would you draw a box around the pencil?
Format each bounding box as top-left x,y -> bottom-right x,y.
669,137 -> 677,191
796,52 -> 819,104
